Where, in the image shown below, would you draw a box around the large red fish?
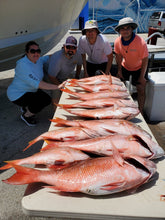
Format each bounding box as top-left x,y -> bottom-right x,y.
23,126 -> 100,151
59,105 -> 140,120
2,155 -> 156,196
0,147 -> 90,170
50,118 -> 164,159
68,79 -> 127,92
43,134 -> 157,159
61,87 -> 129,100
56,97 -> 138,109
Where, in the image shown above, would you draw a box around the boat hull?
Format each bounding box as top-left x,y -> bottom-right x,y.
0,0 -> 87,71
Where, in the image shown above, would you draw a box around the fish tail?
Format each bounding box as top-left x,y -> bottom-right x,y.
68,78 -> 77,84
50,117 -> 73,126
56,104 -> 73,109
60,87 -> 75,96
23,136 -> 43,151
67,80 -> 78,87
0,160 -> 19,170
2,164 -> 39,185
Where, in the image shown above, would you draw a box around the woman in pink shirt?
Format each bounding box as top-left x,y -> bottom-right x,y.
114,17 -> 148,113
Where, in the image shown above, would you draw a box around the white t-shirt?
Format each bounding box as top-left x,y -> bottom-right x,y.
78,34 -> 112,64
48,49 -> 82,82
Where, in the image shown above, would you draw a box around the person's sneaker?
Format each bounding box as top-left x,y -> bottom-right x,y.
20,106 -> 26,114
21,114 -> 37,126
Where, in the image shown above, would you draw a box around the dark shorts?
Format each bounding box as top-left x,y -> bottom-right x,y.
122,66 -> 148,86
87,61 -> 107,77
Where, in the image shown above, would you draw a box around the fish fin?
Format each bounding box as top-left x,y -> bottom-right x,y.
2,164 -> 38,185
113,104 -> 118,111
41,143 -> 57,151
108,73 -> 112,84
99,70 -> 105,75
101,181 -> 125,190
111,142 -> 124,166
48,163 -> 71,170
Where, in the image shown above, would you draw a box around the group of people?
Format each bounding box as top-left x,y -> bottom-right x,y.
7,17 -> 149,126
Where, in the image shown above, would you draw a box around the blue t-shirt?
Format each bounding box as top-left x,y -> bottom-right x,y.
7,55 -> 49,101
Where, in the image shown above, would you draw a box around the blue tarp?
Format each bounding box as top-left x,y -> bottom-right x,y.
88,0 -> 165,33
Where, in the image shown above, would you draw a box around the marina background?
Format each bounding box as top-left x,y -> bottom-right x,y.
73,0 -> 165,33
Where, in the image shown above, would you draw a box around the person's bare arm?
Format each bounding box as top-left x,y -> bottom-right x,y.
82,54 -> 88,78
105,53 -> 113,75
75,64 -> 82,79
138,57 -> 148,85
115,53 -> 124,80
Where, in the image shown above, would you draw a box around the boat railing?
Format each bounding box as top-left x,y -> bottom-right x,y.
145,32 -> 165,43
101,26 -> 118,34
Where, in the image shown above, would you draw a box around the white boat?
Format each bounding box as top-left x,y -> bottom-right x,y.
0,0 -> 87,71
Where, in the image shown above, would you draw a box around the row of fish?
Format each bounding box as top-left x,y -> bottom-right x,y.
59,75 -> 140,120
1,74 -> 164,196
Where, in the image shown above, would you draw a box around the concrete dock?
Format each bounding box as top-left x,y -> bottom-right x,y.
0,31 -> 165,220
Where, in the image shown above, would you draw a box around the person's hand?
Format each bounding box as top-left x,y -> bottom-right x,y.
84,72 -> 89,78
117,71 -> 124,81
137,76 -> 146,86
58,81 -> 67,89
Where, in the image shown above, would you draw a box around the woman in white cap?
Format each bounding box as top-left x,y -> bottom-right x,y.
78,20 -> 113,77
114,17 -> 149,113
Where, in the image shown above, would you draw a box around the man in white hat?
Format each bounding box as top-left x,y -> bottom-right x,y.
79,20 -> 113,77
47,36 -> 82,103
114,17 -> 149,113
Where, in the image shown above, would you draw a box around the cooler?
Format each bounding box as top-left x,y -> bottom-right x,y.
144,72 -> 165,121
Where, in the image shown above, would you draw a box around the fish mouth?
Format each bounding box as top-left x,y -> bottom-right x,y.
125,157 -> 151,174
133,135 -> 153,156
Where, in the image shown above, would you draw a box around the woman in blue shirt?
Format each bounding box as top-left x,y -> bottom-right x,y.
7,41 -> 61,126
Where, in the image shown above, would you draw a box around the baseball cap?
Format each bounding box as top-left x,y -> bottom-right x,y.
64,36 -> 77,47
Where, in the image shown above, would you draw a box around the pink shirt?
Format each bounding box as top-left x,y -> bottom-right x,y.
114,35 -> 148,71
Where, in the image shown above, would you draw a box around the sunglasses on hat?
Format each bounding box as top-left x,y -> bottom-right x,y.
29,49 -> 41,54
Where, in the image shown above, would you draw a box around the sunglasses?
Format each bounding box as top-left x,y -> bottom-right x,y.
29,49 -> 41,54
65,45 -> 77,50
